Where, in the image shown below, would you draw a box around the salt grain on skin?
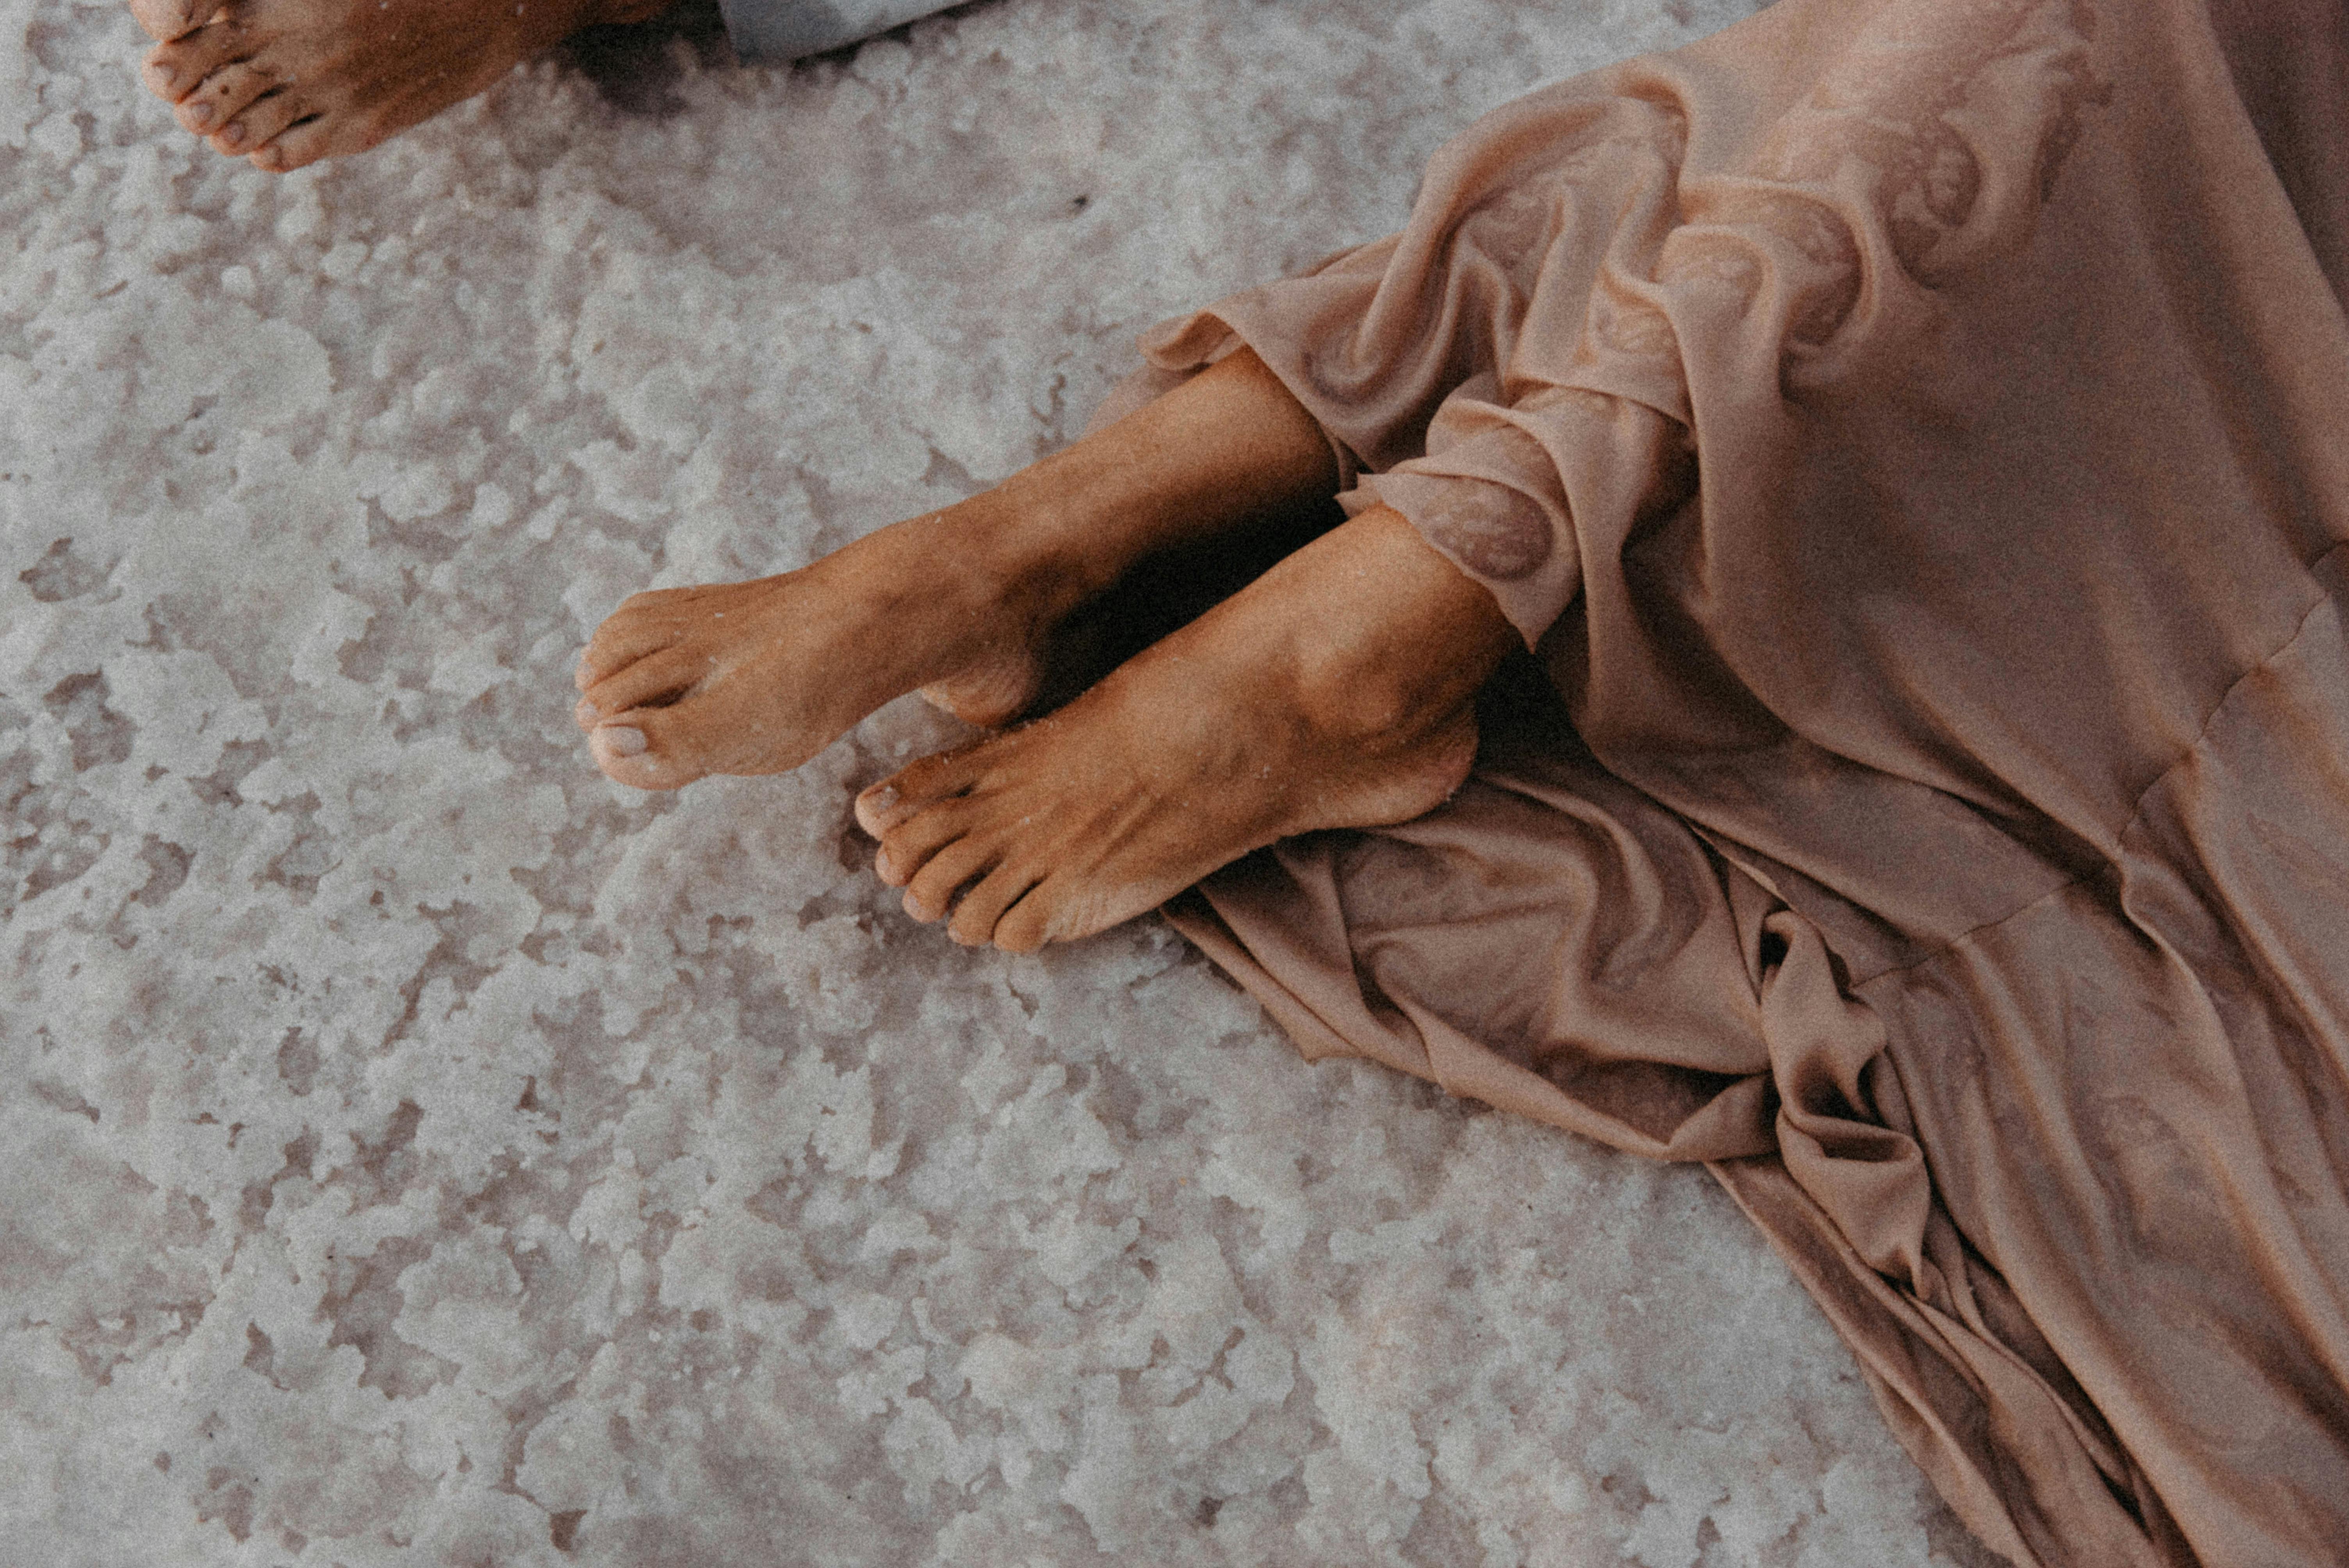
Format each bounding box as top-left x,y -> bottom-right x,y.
0,0 -> 1993,1562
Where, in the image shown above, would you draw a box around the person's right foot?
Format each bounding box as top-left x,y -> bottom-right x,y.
132,0 -> 673,171
854,508 -> 1519,951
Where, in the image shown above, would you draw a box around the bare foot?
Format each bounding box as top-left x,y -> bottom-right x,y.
131,0 -> 673,171
572,500 -> 1089,791
572,347 -> 1344,793
852,508 -> 1518,952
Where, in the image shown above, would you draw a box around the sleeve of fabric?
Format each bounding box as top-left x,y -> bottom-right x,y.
1344,382 -> 1693,652
1132,241 -> 1397,494
717,0 -> 964,62
1130,68 -> 1702,652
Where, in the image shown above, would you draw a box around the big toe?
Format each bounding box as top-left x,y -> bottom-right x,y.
855,745 -> 995,836
588,711 -> 711,792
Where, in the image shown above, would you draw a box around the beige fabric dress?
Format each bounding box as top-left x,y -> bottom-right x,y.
1108,0 -> 2349,1561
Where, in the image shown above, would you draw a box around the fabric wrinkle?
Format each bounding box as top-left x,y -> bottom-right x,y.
1125,0 -> 2349,1561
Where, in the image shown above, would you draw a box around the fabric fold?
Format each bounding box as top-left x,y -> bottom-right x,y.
1138,0 -> 2349,1561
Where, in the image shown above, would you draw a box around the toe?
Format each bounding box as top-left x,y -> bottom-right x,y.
588,709 -> 706,792
130,0 -> 218,44
856,746 -> 991,836
948,861 -> 1043,947
173,57 -> 277,136
211,86 -> 306,156
875,800 -> 978,889
577,607 -> 690,690
143,23 -> 252,108
902,837 -> 1002,925
853,779 -> 907,837
582,648 -> 708,720
248,112 -> 339,173
589,733 -> 674,791
989,883 -> 1059,954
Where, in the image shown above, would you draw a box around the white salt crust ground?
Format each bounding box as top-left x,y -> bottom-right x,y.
0,1 -> 2011,1563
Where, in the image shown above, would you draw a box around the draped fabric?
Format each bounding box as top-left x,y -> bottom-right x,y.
1107,0 -> 2349,1560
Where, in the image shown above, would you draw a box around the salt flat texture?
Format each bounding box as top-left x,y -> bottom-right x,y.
0,1 -> 2007,1563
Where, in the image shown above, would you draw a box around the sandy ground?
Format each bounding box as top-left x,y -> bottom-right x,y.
0,0 -> 2007,1562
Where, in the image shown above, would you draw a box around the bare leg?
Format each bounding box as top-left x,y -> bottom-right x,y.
572,348 -> 1339,789
131,0 -> 675,171
855,506 -> 1518,951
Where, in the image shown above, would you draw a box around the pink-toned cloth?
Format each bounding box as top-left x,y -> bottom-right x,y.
1116,1 -> 2349,1561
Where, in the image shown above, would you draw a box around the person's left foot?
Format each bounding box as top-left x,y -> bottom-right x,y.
854,509 -> 1517,951
572,497 -> 1096,791
131,0 -> 672,171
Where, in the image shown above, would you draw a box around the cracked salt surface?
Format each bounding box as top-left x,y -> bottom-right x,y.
1,0 -> 2005,1562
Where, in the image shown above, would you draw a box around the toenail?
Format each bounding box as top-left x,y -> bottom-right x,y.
219,123 -> 245,148
186,103 -> 213,128
875,847 -> 896,880
145,62 -> 178,93
575,698 -> 600,723
600,725 -> 647,757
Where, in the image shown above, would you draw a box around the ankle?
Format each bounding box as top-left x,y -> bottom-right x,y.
1288,633 -> 1460,757
1273,509 -> 1518,754
937,481 -> 1126,624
